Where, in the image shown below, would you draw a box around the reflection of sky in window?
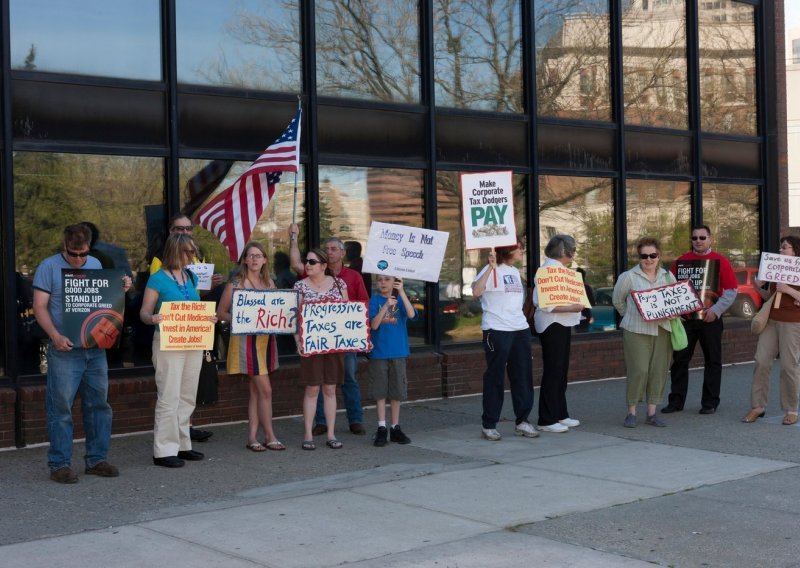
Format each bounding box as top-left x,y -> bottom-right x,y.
788,3 -> 800,29
10,0 -> 161,80
318,167 -> 368,200
535,0 -> 608,49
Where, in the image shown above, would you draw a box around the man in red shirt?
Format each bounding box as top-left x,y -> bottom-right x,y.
663,225 -> 738,414
289,223 -> 369,435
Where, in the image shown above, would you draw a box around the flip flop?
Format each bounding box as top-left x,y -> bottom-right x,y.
326,439 -> 343,449
265,440 -> 286,451
302,440 -> 316,451
782,413 -> 798,426
246,442 -> 267,452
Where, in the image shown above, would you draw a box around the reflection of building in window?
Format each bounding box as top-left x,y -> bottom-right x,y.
787,28 -> 800,226
794,39 -> 800,64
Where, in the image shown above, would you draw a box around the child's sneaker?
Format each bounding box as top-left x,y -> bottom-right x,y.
389,425 -> 411,444
373,426 -> 388,447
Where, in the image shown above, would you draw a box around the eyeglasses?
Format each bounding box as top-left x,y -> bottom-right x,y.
303,258 -> 322,266
691,236 -> 708,241
639,253 -> 659,260
246,253 -> 264,259
172,225 -> 193,233
66,250 -> 90,258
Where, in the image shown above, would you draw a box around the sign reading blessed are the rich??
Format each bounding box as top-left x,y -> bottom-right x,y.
299,301 -> 371,356
534,265 -> 591,309
158,301 -> 215,350
61,268 -> 126,349
631,281 -> 703,322
230,289 -> 300,335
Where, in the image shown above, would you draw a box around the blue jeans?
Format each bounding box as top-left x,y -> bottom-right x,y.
316,352 -> 363,425
46,345 -> 112,471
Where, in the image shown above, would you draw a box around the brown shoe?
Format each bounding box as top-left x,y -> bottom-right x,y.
85,461 -> 120,477
50,466 -> 79,484
782,413 -> 798,426
349,422 -> 366,435
312,424 -> 328,436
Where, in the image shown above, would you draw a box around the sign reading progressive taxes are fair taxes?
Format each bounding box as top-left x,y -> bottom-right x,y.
299,301 -> 371,356
757,252 -> 800,284
158,301 -> 215,350
362,221 -> 449,282
631,281 -> 702,322
534,265 -> 591,309
230,289 -> 300,335
460,171 -> 517,250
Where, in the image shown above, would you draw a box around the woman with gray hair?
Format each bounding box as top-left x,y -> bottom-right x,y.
533,234 -> 585,433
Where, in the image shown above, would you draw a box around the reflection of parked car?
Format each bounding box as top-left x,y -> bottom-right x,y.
589,287 -> 617,331
401,281 -> 459,332
730,268 -> 763,318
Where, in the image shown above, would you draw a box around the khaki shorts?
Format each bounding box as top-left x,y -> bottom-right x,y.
368,358 -> 407,401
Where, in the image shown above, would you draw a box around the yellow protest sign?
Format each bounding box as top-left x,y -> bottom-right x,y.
158,301 -> 215,350
535,266 -> 591,309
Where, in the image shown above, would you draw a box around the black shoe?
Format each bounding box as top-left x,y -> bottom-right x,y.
177,450 -> 205,461
699,406 -> 718,415
389,425 -> 411,444
153,456 -> 185,468
661,404 -> 682,414
373,426 -> 388,447
190,427 -> 213,442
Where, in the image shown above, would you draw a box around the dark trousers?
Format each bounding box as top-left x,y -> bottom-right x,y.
668,317 -> 723,409
481,329 -> 534,429
538,323 -> 572,426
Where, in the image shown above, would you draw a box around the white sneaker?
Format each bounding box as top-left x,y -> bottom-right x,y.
514,422 -> 539,438
537,423 -> 569,433
481,428 -> 502,441
559,418 -> 580,428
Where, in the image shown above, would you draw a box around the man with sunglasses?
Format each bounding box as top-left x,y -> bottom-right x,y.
663,225 -> 738,415
33,223 -> 132,483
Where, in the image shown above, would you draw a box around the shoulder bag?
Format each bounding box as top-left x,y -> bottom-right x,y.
750,294 -> 774,335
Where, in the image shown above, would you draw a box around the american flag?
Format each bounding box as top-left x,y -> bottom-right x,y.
194,108 -> 301,261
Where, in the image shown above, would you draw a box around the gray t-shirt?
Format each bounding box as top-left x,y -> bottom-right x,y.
32,253 -> 102,332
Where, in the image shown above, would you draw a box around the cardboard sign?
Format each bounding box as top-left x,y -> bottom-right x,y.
187,262 -> 214,291
62,269 -> 126,349
632,281 -> 703,322
230,289 -> 300,335
675,259 -> 720,319
362,221 -> 450,282
158,301 -> 215,350
756,252 -> 800,285
460,171 -> 517,250
299,301 -> 371,356
535,265 -> 591,309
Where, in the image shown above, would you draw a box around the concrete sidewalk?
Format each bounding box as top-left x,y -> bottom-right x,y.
1,362 -> 799,567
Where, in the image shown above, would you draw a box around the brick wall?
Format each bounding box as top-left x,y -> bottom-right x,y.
0,388 -> 15,447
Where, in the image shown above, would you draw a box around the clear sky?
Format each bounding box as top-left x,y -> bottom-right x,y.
787,2 -> 800,29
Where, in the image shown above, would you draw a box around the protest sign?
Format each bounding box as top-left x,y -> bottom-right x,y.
230,289 -> 300,335
187,262 -> 215,291
158,301 -> 215,350
534,265 -> 591,309
675,259 -> 720,319
62,268 -> 125,349
756,252 -> 800,285
362,221 -> 449,282
460,171 -> 517,250
299,301 -> 371,356
631,281 -> 702,322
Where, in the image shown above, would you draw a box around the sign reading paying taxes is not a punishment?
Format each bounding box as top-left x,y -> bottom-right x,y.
158,301 -> 215,350
299,301 -> 371,357
534,265 -> 591,309
460,171 -> 517,250
230,289 -> 300,335
362,221 -> 449,282
756,252 -> 800,284
631,281 -> 702,322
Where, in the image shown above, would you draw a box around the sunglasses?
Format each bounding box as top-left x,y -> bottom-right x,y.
66,250 -> 90,258
172,225 -> 193,233
303,258 -> 322,266
639,253 -> 659,260
691,236 -> 708,241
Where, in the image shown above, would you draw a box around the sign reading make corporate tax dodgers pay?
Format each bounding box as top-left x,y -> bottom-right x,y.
632,281 -> 703,322
230,289 -> 300,335
460,171 -> 518,250
158,301 -> 215,351
362,222 -> 450,283
757,252 -> 800,285
299,301 -> 372,357
62,268 -> 126,349
534,265 -> 591,309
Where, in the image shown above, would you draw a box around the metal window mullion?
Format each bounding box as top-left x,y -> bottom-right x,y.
163,0 -> 180,218
303,0 -> 320,247
686,0 -> 702,225
523,0 -> 538,278
610,0 -> 627,276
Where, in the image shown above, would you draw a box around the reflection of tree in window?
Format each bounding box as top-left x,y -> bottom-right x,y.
703,184 -> 759,267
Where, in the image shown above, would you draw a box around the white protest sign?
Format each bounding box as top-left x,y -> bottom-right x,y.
757,252 -> 800,284
631,281 -> 703,322
187,262 -> 215,291
460,170 -> 517,250
230,289 -> 300,335
299,301 -> 371,356
362,221 -> 449,282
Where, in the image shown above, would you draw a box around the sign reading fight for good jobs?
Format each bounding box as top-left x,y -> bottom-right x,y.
757,252 -> 800,284
299,301 -> 371,357
362,221 -> 449,282
158,301 -> 215,350
62,268 -> 126,349
631,281 -> 702,322
535,265 -> 591,309
230,289 -> 300,335
460,171 -> 517,250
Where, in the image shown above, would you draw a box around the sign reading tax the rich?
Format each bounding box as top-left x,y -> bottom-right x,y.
158,301 -> 215,351
230,289 -> 300,335
534,265 -> 591,309
62,268 -> 125,349
631,281 -> 702,322
299,301 -> 371,357
675,260 -> 720,320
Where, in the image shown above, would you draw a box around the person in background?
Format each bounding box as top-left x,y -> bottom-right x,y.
345,240 -> 371,293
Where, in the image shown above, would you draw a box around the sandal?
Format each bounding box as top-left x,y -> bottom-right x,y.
782,413 -> 798,426
325,439 -> 343,449
741,409 -> 765,423
246,442 -> 267,452
301,440 -> 316,451
265,440 -> 286,451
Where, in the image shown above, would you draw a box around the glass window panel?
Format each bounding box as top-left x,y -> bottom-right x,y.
622,0 -> 688,128
315,0 -> 420,103
698,2 -> 757,135
176,0 -> 301,91
701,138 -> 760,179
317,167 -> 425,344
625,131 -> 692,175
537,124 -> 615,171
539,176 -> 615,332
10,0 -> 160,80
436,115 -> 527,165
625,180 -> 691,269
180,159 -> 306,357
535,0 -> 611,121
433,0 -> 523,112
14,153 -> 164,374
438,172 -> 526,344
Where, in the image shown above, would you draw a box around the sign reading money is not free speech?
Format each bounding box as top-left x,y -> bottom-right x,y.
362,221 -> 449,283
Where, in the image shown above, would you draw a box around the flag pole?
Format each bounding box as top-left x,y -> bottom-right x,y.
292,96 -> 302,224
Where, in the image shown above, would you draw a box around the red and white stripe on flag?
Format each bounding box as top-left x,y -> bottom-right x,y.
194,108 -> 301,261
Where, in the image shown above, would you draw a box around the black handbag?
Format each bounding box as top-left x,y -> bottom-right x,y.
196,349 -> 219,406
